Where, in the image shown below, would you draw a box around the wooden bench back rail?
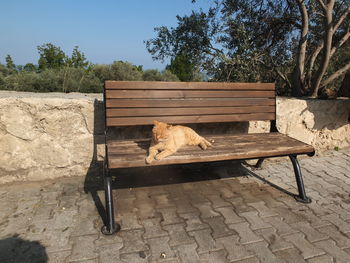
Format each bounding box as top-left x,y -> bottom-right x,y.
104,81 -> 276,127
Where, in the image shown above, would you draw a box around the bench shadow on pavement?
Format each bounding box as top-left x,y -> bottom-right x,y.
83,99 -> 297,226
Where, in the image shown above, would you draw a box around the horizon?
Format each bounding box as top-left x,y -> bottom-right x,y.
0,0 -> 212,70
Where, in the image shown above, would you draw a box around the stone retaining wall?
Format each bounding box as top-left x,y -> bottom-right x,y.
0,91 -> 349,184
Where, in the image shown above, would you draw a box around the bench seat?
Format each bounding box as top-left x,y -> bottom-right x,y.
107,132 -> 315,168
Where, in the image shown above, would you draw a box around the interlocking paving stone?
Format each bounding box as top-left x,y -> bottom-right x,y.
153,194 -> 175,208
179,212 -> 210,232
206,194 -> 231,208
98,242 -> 123,263
118,212 -> 143,230
274,248 -> 307,263
71,217 -> 100,237
202,217 -> 234,238
215,206 -> 245,225
216,234 -> 255,262
47,250 -> 71,263
188,228 -> 223,254
317,224 -> 350,249
175,243 -> 201,263
283,232 -> 325,259
239,211 -> 272,230
120,251 -> 150,263
290,221 -> 328,242
192,202 -> 220,218
321,213 -> 350,233
306,254 -> 334,263
227,196 -> 256,213
325,204 -> 350,220
233,257 -> 260,263
198,249 -> 228,263
67,235 -> 98,262
119,229 -> 149,254
314,239 -> 350,263
147,236 -> 176,262
0,150 -> 350,263
245,240 -> 285,263
159,207 -> 184,226
163,223 -> 194,247
248,201 -> 279,217
142,217 -> 168,239
174,197 -> 198,214
261,216 -> 299,236
255,227 -> 293,252
228,222 -> 264,244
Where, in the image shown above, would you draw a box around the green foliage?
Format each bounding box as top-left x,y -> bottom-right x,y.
143,69 -> 179,81
37,43 -> 67,70
67,46 -> 89,69
146,0 -> 350,96
166,53 -> 199,81
5,55 -> 16,72
23,63 -> 37,72
93,61 -> 143,82
2,67 -> 102,93
0,43 -> 183,93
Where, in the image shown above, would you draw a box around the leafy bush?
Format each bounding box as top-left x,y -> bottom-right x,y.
1,67 -> 102,93
143,69 -> 179,81
93,61 -> 143,82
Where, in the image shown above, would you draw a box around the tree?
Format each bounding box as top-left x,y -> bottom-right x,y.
67,46 -> 89,68
146,0 -> 350,97
5,55 -> 16,72
37,43 -> 67,70
166,53 -> 198,81
23,63 -> 37,72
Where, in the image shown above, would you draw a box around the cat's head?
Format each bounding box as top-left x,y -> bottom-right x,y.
152,120 -> 171,142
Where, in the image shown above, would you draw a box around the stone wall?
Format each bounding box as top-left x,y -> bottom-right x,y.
0,91 -> 349,184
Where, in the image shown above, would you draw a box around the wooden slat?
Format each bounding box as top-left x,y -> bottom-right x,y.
106,98 -> 275,108
106,106 -> 275,117
107,133 -> 315,168
105,81 -> 275,90
105,90 -> 275,99
106,113 -> 275,126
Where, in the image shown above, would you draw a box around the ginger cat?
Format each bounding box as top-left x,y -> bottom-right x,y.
146,120 -> 212,164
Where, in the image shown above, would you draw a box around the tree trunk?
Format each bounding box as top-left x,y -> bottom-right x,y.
311,0 -> 335,97
292,0 -> 309,97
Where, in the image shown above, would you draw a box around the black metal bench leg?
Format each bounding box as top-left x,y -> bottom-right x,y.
101,165 -> 120,235
255,158 -> 265,168
289,155 -> 312,203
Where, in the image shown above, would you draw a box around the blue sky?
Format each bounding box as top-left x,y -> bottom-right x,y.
0,0 -> 212,69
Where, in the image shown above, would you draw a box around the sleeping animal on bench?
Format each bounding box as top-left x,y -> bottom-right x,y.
146,120 -> 212,164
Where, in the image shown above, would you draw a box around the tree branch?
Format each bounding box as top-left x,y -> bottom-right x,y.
333,5 -> 350,32
316,0 -> 327,11
257,59 -> 291,90
321,61 -> 350,87
330,30 -> 350,57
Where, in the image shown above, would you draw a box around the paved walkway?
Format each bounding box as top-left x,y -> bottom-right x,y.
0,149 -> 350,263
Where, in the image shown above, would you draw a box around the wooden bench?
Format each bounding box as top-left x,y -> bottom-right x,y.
101,81 -> 315,235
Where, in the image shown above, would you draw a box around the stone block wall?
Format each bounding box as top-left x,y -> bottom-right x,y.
0,91 -> 349,184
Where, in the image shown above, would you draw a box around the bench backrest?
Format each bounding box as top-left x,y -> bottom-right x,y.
104,81 -> 275,127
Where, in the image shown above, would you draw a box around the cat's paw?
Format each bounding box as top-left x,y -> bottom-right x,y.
145,156 -> 154,164
155,154 -> 164,160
